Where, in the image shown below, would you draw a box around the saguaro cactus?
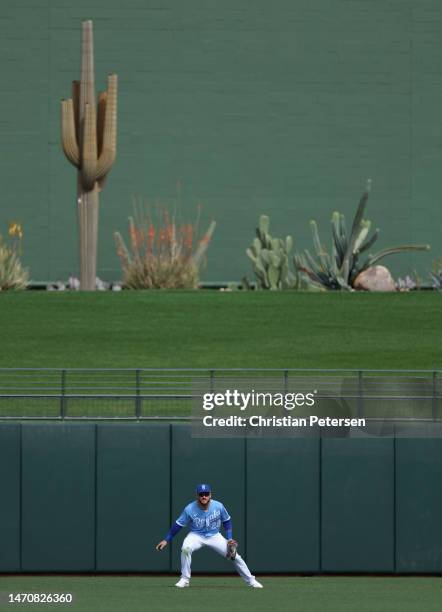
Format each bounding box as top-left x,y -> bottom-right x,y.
61,20 -> 117,290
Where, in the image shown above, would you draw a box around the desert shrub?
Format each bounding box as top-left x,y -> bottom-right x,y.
0,222 -> 28,290
114,202 -> 215,289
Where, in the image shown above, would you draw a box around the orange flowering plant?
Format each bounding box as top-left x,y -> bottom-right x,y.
114,198 -> 216,289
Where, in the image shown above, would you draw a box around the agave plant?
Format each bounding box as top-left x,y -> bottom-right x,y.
294,180 -> 430,290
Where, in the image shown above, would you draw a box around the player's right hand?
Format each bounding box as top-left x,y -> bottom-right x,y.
156,540 -> 168,551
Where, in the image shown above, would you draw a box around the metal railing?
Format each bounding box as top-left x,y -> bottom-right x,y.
0,367 -> 440,421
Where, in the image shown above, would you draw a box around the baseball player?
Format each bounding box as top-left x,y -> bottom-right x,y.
156,483 -> 263,588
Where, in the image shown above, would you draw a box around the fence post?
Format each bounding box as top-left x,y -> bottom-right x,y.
60,369 -> 66,419
357,370 -> 364,418
432,371 -> 437,421
135,369 -> 141,419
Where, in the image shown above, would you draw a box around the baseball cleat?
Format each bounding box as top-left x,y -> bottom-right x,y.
175,578 -> 189,588
249,580 -> 263,588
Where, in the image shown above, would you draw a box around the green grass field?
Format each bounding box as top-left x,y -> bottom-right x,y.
1,576 -> 441,611
0,291 -> 441,369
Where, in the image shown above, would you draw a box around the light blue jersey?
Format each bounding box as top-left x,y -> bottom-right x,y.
176,499 -> 230,538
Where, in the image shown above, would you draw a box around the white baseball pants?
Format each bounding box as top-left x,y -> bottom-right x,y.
180,532 -> 255,584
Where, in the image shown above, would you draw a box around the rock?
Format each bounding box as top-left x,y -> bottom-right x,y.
353,265 -> 396,292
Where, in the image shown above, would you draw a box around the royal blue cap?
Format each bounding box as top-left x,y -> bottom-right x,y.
196,483 -> 211,494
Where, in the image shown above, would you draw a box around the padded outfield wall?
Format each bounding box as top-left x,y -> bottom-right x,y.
0,0 -> 441,283
1,423 -> 442,574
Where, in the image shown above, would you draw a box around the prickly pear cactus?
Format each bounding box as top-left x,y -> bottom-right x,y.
246,215 -> 298,289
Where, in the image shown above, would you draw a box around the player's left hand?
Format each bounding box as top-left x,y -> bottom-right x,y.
156,540 -> 168,551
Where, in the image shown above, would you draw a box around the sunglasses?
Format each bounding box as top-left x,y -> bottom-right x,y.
198,492 -> 211,497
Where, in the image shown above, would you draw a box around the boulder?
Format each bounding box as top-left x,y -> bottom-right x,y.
353,265 -> 396,292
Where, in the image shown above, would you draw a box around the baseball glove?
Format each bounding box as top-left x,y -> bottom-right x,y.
226,539 -> 238,560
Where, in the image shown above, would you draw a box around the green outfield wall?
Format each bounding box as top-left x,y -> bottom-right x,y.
1,1 -> 441,283
1,423 -> 442,574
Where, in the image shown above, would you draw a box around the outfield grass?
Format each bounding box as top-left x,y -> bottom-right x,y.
0,576 -> 441,612
0,291 -> 441,369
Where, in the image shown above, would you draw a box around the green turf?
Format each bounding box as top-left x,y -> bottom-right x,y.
0,291 -> 441,369
0,576 -> 441,612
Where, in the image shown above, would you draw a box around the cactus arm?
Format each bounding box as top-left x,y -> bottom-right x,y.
348,179 -> 371,247
256,215 -> 272,249
72,80 -> 80,142
362,244 -> 430,270
96,90 -> 107,157
259,215 -> 270,235
97,74 -> 118,181
286,235 -> 293,253
61,99 -> 79,167
97,174 -> 108,192
340,179 -> 371,279
357,228 -> 379,254
267,264 -> 280,289
331,212 -> 346,266
252,237 -> 262,255
310,220 -> 332,272
81,103 -> 98,191
353,220 -> 371,253
246,247 -> 257,262
337,211 -> 347,245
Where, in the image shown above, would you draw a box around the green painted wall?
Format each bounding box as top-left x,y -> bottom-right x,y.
247,438 -> 320,572
21,424 -> 95,571
96,423 -> 171,571
396,439 -> 442,573
1,1 -> 441,283
0,425 -> 20,571
1,423 -> 442,573
321,439 -> 395,572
